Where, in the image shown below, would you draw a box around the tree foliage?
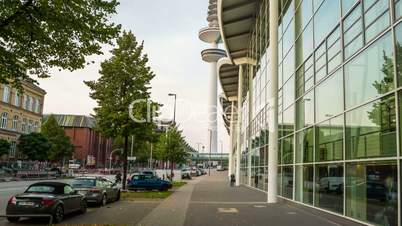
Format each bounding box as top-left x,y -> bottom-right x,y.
41,115 -> 74,162
154,125 -> 189,166
0,0 -> 121,88
85,31 -> 157,188
0,139 -> 10,156
17,133 -> 50,161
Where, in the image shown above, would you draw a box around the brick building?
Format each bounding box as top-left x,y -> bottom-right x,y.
43,114 -> 112,168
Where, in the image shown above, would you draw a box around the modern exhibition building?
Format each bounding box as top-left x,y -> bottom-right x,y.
217,0 -> 402,225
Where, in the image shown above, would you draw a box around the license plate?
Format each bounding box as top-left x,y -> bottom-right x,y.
18,201 -> 35,206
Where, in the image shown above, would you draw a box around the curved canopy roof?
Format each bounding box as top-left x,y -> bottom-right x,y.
217,57 -> 239,99
218,0 -> 258,62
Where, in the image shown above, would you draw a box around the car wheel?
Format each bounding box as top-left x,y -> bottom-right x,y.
115,191 -> 121,201
101,194 -> 107,206
53,205 -> 64,223
80,199 -> 87,214
7,217 -> 19,223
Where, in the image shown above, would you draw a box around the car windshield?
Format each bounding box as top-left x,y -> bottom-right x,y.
26,185 -> 56,194
71,179 -> 96,188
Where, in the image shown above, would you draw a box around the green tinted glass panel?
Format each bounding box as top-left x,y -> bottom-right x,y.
316,115 -> 344,162
316,70 -> 343,122
346,161 -> 397,225
295,165 -> 314,204
295,128 -> 314,163
346,95 -> 397,159
364,0 -> 390,42
314,0 -> 341,47
282,135 -> 294,164
296,90 -> 314,130
315,164 -> 343,213
342,0 -> 358,15
395,22 -> 402,87
345,32 -> 394,109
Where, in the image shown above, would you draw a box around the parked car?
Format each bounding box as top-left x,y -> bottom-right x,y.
140,170 -> 156,177
128,174 -> 172,191
196,169 -> 203,176
71,176 -> 120,206
217,165 -> 224,171
181,168 -> 192,179
190,167 -> 198,177
6,182 -> 86,223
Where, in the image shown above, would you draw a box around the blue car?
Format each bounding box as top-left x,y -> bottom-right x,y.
127,174 -> 172,191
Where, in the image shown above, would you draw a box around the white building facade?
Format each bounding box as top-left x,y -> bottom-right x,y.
218,0 -> 402,225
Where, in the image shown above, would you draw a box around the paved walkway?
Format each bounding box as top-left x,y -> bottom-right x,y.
139,171 -> 363,226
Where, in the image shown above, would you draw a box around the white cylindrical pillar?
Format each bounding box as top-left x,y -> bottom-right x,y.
248,66 -> 254,186
209,48 -> 218,154
228,101 -> 235,178
268,0 -> 279,204
235,65 -> 244,187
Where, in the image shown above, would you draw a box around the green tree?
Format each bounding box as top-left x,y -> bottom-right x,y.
41,115 -> 74,163
85,31 -> 156,189
0,0 -> 121,88
0,139 -> 10,156
154,125 -> 189,179
17,133 -> 50,161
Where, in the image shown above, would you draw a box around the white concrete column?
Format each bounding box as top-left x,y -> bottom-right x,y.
247,66 -> 254,186
228,101 -> 235,178
268,0 -> 279,204
235,65 -> 244,187
209,43 -> 218,154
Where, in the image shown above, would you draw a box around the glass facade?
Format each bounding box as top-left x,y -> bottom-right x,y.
237,0 -> 402,225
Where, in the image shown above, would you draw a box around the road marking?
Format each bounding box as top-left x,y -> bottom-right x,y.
190,201 -> 268,205
287,211 -> 297,215
217,208 -> 239,213
253,205 -> 267,208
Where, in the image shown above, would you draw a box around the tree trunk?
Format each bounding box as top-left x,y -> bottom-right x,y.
170,162 -> 174,182
122,135 -> 129,190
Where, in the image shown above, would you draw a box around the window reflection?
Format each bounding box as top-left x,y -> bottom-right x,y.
315,69 -> 343,122
315,115 -> 343,162
315,164 -> 343,214
346,95 -> 397,159
282,135 -> 294,164
296,128 -> 314,163
346,161 -> 397,226
296,90 -> 314,130
283,166 -> 294,199
345,32 -> 394,109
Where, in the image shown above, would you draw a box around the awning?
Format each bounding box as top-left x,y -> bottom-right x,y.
217,57 -> 239,99
218,0 -> 259,62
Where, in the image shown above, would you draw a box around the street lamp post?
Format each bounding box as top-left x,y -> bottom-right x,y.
109,148 -> 123,171
208,129 -> 212,176
168,93 -> 177,124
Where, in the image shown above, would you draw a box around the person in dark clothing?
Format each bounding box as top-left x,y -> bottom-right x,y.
230,174 -> 235,187
115,172 -> 122,183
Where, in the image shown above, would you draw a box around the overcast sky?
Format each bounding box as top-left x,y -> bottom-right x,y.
39,0 -> 229,153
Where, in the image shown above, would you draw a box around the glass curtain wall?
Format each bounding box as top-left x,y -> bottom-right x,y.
240,0 -> 402,225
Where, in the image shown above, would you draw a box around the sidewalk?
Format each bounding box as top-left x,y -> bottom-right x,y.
184,171 -> 363,226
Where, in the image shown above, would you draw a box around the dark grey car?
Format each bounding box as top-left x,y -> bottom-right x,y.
6,182 -> 86,223
71,177 -> 120,206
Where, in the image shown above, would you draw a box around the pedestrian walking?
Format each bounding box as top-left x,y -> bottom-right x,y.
230,174 -> 235,187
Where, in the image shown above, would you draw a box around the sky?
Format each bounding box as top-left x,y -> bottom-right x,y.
38,0 -> 229,153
